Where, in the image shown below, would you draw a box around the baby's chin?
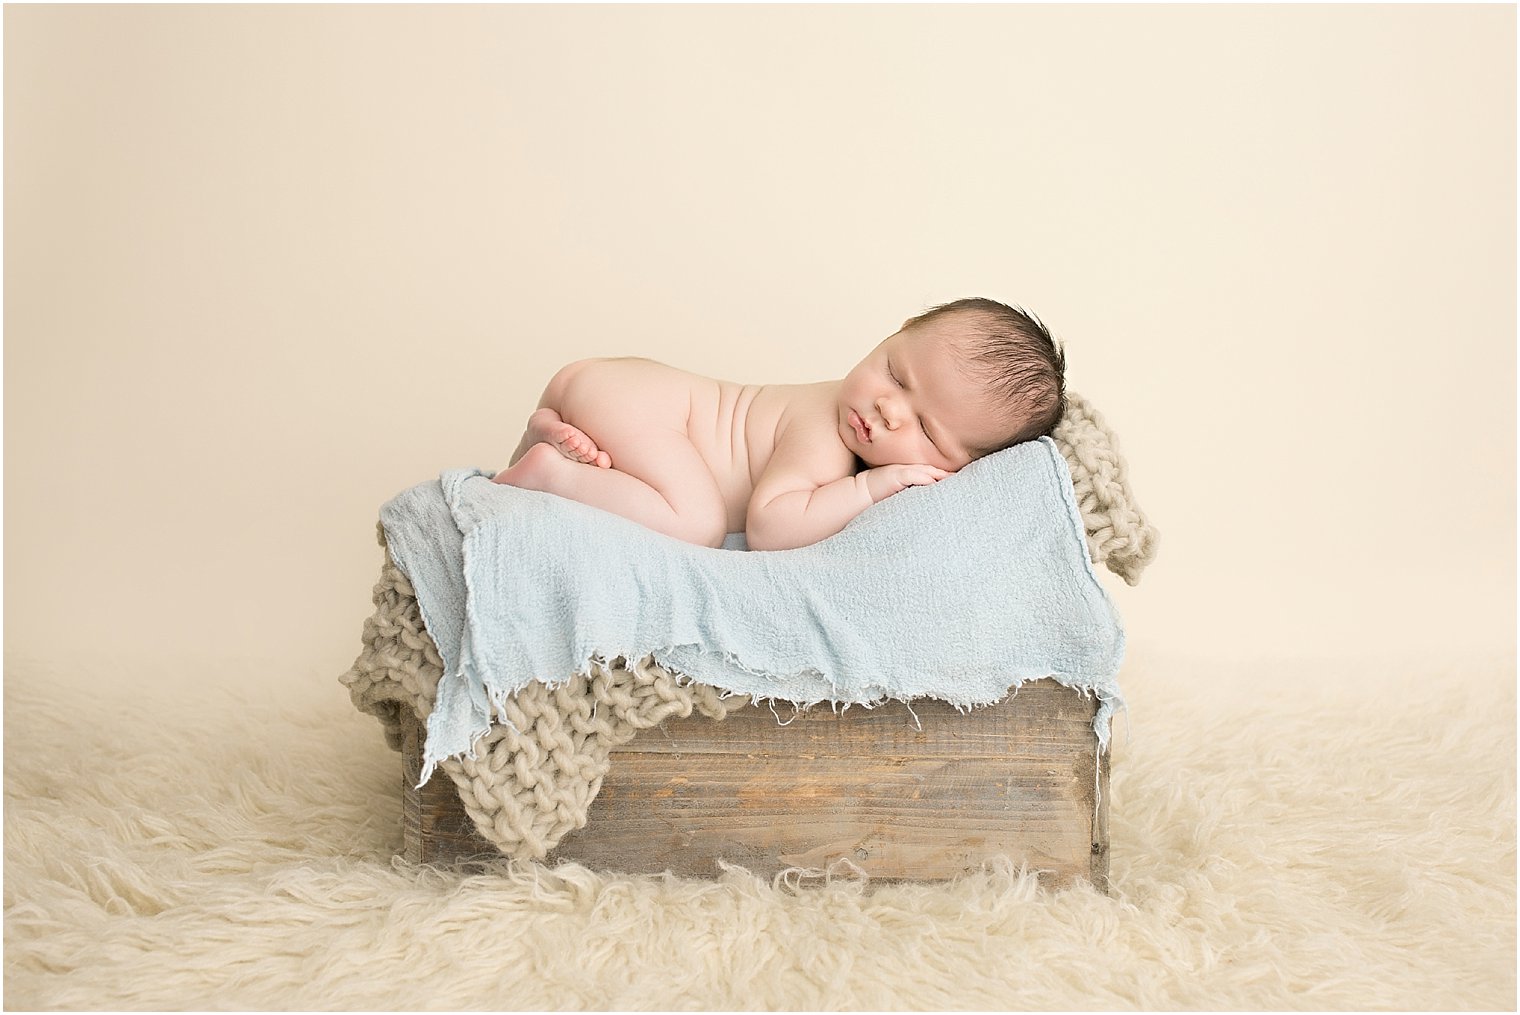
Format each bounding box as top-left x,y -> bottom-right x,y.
839,431 -> 881,470
851,446 -> 899,470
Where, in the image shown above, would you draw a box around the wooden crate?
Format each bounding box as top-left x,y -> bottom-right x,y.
400,679 -> 1110,891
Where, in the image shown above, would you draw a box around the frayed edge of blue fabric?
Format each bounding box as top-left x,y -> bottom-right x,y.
417,643 -> 1127,788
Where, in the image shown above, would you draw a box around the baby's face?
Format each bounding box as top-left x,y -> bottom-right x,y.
837,318 -> 1009,472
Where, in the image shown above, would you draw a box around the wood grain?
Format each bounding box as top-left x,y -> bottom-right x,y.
401,679 -> 1110,891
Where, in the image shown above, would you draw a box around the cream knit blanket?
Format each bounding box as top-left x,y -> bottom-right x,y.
339,392 -> 1157,862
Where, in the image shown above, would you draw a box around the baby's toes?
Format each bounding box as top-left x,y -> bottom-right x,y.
556,430 -> 591,461
571,433 -> 604,464
595,451 -> 612,469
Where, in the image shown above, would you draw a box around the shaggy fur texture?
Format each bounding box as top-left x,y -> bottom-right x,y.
4,645 -> 1514,1010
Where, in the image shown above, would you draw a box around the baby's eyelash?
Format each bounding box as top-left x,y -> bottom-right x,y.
889,361 -> 932,442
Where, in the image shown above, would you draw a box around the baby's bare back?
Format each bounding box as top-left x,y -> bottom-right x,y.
554,357 -> 851,533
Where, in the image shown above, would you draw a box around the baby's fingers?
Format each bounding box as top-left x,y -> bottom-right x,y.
911,467 -> 949,485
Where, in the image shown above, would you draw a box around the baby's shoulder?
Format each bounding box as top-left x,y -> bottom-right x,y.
762,383 -> 853,472
769,379 -> 840,423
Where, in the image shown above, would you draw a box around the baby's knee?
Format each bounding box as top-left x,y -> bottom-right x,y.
695,514 -> 729,548
663,484 -> 728,548
682,515 -> 728,549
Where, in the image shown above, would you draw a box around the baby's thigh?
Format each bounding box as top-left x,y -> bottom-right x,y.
558,361 -> 723,498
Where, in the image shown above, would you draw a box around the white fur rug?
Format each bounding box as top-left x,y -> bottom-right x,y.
4,646 -> 1514,1010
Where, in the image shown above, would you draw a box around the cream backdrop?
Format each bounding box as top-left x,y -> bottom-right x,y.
5,5 -> 1515,689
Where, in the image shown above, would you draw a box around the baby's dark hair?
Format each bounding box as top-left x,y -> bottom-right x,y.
901,296 -> 1067,457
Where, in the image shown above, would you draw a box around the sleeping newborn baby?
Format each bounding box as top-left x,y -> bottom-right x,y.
492,297 -> 1067,550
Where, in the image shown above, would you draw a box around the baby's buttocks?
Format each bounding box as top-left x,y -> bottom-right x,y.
570,357 -> 789,533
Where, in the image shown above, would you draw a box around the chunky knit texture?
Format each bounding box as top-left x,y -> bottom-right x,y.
339,390 -> 1156,861
1055,392 -> 1157,586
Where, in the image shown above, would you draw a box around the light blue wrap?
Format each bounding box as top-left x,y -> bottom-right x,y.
379,436 -> 1126,787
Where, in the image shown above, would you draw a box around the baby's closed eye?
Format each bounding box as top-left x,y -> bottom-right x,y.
886,361 -> 935,443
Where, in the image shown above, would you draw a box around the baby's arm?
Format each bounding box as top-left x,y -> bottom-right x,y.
746,426 -> 948,551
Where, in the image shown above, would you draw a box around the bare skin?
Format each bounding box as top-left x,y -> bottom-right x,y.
510,407 -> 611,470
493,317 -> 1014,550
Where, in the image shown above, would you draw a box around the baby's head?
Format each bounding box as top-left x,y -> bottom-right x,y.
839,297 -> 1067,472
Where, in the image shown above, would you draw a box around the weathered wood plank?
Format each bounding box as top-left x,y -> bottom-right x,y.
400,715 -> 499,865
400,679 -> 1110,890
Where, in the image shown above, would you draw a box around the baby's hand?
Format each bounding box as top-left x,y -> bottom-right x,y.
863,463 -> 951,504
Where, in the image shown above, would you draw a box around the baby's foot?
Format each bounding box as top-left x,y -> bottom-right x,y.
493,441 -> 563,488
523,407 -> 612,468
